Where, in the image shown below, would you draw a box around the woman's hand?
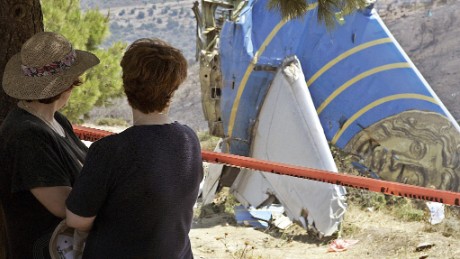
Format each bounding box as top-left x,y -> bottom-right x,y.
65,208 -> 96,232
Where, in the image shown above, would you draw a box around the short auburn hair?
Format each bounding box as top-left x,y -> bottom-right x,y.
120,38 -> 187,113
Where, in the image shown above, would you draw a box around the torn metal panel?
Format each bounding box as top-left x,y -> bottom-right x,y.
200,139 -> 225,205
193,0 -> 243,137
231,57 -> 347,236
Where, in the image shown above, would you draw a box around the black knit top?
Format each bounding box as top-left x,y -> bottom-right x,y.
0,107 -> 87,259
67,123 -> 203,258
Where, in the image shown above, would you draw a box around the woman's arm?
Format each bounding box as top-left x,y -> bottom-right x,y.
30,186 -> 72,218
65,208 -> 96,232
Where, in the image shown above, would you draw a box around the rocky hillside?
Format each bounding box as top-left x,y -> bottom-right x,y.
83,0 -> 197,63
376,0 -> 460,120
81,0 -> 206,130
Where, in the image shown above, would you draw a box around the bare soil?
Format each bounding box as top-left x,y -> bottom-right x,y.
190,192 -> 460,259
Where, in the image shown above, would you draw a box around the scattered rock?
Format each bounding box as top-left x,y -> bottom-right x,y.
415,242 -> 435,252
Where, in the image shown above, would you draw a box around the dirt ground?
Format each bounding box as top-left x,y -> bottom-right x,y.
190,197 -> 460,259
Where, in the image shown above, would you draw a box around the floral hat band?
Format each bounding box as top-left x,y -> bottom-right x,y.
21,47 -> 77,77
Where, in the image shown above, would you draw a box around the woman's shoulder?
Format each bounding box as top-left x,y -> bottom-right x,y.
1,111 -> 57,152
89,130 -> 127,149
171,121 -> 196,133
176,122 -> 199,138
2,108 -> 48,136
55,111 -> 72,129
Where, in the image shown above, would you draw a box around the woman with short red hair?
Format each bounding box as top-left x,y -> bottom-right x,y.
66,38 -> 203,258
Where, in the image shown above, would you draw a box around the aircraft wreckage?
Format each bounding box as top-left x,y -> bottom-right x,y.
192,0 -> 460,236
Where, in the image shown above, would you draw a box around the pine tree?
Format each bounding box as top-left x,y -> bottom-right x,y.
267,0 -> 368,28
42,0 -> 126,122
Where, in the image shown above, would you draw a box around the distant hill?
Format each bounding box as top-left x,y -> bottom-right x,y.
81,0 -> 180,10
82,0 -> 197,64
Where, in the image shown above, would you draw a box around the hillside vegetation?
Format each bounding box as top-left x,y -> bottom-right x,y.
82,0 -> 197,63
81,0 -> 181,9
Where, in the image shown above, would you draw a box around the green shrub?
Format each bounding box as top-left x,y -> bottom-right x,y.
95,117 -> 128,127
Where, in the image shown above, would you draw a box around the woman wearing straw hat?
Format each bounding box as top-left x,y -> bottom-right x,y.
0,32 -> 99,258
65,38 -> 203,258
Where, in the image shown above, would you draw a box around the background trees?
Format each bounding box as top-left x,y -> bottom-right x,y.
42,0 -> 126,122
269,0 -> 368,25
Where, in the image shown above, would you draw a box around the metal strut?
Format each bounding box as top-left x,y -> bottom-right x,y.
73,125 -> 460,206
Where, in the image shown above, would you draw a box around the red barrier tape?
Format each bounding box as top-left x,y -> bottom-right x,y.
74,125 -> 115,142
73,125 -> 460,206
201,151 -> 460,206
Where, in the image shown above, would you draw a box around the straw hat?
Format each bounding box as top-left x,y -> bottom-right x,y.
2,32 -> 100,100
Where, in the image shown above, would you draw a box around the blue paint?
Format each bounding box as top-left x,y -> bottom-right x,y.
219,0 -> 450,155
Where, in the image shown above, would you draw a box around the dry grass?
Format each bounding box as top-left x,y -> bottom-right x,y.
198,131 -> 221,151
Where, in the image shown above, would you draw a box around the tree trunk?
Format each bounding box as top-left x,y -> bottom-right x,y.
0,1 -> 44,258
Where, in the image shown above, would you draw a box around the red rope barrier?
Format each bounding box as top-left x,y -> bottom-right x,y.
73,125 -> 460,206
201,151 -> 460,206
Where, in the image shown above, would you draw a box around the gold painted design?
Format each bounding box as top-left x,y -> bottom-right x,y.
345,111 -> 460,192
317,63 -> 411,114
227,3 -> 318,139
306,38 -> 393,86
331,94 -> 439,144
